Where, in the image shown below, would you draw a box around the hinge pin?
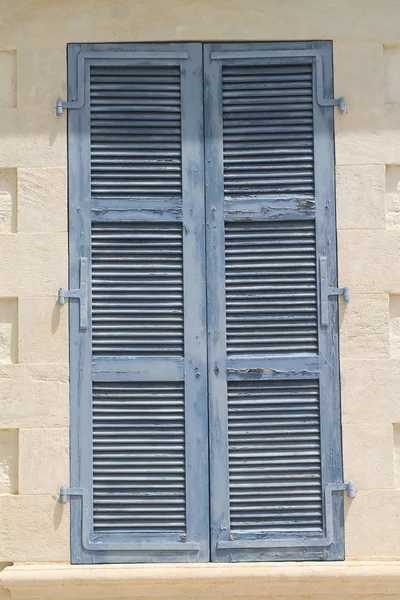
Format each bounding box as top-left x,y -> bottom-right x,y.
346,481 -> 356,498
328,286 -> 350,302
56,99 -> 64,116
338,97 -> 346,113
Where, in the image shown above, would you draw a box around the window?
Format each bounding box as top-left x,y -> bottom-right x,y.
66,41 -> 343,564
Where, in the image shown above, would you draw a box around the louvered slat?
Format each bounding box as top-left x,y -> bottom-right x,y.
228,380 -> 322,533
222,64 -> 314,198
90,65 -> 182,199
91,222 -> 184,356
92,381 -> 186,533
225,221 -> 317,355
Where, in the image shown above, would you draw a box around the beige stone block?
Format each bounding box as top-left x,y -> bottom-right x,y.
18,297 -> 68,363
384,45 -> 400,104
385,165 -> 400,229
0,1 -> 33,26
2,0 -> 400,50
389,294 -> 400,356
0,233 -> 67,297
337,230 -> 400,293
0,108 -> 66,168
0,564 -> 10,600
18,168 -> 67,233
0,363 -> 69,428
339,294 -> 389,359
19,428 -> 68,494
0,170 -> 16,233
341,358 -> 400,424
0,299 -> 17,364
0,51 -> 16,108
335,105 -> 400,166
345,490 -> 400,558
17,50 -> 67,109
0,563 -> 11,600
342,423 -> 393,490
0,494 -> 69,562
334,42 -> 384,106
336,165 -> 385,229
393,424 -> 400,489
0,430 -> 18,494
0,586 -> 9,600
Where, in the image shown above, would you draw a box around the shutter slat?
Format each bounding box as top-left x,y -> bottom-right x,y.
225,221 -> 317,356
90,65 -> 182,199
227,380 -> 322,533
92,381 -> 186,534
91,222 -> 184,357
222,63 -> 313,199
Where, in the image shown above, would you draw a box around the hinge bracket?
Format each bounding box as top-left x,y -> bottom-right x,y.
317,96 -> 346,112
319,256 -> 350,327
210,50 -> 346,113
217,481 -> 356,550
59,482 -> 355,552
58,486 -> 200,552
58,257 -> 88,329
315,54 -> 346,112
332,480 -> 356,498
56,97 -> 85,116
59,486 -> 86,504
328,285 -> 351,302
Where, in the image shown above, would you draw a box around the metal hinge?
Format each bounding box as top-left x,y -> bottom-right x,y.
59,486 -> 87,504
317,95 -> 346,113
56,97 -> 85,116
314,54 -> 346,112
59,482 -> 354,552
58,486 -> 200,552
56,50 -> 190,116
57,90 -> 345,116
217,481 -> 356,550
319,256 -> 350,327
58,257 -> 88,329
57,48 -> 346,115
210,50 -> 346,113
333,480 -> 356,498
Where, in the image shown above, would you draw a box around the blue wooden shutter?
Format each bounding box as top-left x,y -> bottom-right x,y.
68,43 -> 209,563
204,42 -> 344,561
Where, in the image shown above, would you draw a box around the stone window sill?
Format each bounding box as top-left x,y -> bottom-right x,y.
2,561 -> 400,598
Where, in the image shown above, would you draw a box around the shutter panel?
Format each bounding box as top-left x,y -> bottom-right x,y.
204,42 -> 343,561
68,43 -> 209,563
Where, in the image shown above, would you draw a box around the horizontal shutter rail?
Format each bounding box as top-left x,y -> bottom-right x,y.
224,198 -> 315,221
211,52 -> 314,62
226,356 -> 319,379
92,357 -> 184,382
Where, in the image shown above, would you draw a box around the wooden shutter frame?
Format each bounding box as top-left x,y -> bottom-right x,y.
67,41 -> 344,565
204,41 -> 344,562
68,43 -> 209,564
